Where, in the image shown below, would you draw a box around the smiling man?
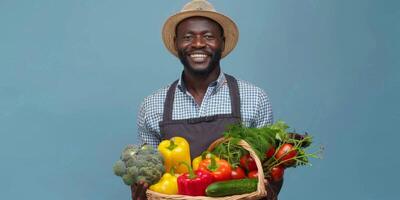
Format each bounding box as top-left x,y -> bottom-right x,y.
175,16 -> 224,106
132,0 -> 283,200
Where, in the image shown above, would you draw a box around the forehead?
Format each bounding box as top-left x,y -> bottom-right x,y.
175,16 -> 223,34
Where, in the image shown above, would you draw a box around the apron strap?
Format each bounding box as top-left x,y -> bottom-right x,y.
225,74 -> 242,119
163,80 -> 179,121
162,74 -> 242,121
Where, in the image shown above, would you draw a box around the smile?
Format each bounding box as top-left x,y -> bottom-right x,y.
190,54 -> 208,58
189,53 -> 209,63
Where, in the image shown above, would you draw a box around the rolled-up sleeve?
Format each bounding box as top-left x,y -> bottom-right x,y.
136,99 -> 161,148
254,90 -> 273,128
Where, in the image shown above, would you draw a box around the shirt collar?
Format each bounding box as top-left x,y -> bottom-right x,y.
177,71 -> 227,94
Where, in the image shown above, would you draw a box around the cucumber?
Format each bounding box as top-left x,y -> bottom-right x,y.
205,178 -> 258,197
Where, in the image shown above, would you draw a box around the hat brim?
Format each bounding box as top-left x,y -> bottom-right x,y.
162,10 -> 239,58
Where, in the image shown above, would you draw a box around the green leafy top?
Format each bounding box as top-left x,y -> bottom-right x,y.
212,120 -> 318,165
221,121 -> 292,160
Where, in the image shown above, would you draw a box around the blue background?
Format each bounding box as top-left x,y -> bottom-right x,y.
1,0 -> 399,199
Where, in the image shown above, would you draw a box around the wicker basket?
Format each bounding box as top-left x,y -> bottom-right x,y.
146,138 -> 267,200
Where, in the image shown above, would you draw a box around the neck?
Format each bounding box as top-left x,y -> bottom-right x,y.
183,66 -> 221,104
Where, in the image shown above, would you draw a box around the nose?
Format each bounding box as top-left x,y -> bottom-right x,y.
191,35 -> 206,48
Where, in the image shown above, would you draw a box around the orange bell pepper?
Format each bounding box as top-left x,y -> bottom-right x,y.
192,151 -> 219,171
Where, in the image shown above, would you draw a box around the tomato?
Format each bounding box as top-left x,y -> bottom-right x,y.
274,143 -> 297,167
230,166 -> 246,179
240,154 -> 257,171
247,170 -> 258,179
265,147 -> 275,158
270,166 -> 284,181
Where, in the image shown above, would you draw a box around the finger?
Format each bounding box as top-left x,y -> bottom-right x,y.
133,181 -> 143,200
265,182 -> 277,200
140,183 -> 149,200
131,184 -> 137,200
136,181 -> 149,200
131,183 -> 137,191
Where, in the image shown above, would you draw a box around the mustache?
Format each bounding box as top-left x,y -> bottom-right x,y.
177,48 -> 222,75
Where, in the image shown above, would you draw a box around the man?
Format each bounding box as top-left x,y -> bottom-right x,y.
132,0 -> 283,199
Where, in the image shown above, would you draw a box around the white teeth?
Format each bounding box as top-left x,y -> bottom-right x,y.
190,54 -> 207,58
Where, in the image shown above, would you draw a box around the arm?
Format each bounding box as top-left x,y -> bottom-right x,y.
265,179 -> 283,200
254,90 -> 273,128
132,101 -> 160,200
137,101 -> 161,148
254,90 -> 284,200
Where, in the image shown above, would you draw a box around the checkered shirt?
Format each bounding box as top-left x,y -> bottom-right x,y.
137,72 -> 273,147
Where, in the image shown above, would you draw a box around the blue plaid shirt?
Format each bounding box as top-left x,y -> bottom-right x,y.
137,72 -> 273,147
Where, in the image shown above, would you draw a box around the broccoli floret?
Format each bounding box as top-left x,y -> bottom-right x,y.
127,166 -> 139,177
139,145 -> 155,154
113,160 -> 126,177
122,174 -> 134,185
139,166 -> 163,185
121,145 -> 139,161
113,144 -> 164,186
125,158 -> 136,168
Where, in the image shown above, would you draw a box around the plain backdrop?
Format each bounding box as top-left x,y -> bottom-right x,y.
0,0 -> 399,199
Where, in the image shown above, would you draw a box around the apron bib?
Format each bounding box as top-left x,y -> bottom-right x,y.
159,74 -> 241,159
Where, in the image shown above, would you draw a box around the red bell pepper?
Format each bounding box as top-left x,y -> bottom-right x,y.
198,156 -> 232,181
177,162 -> 214,196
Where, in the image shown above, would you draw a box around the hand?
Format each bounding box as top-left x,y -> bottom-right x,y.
130,180 -> 149,200
263,178 -> 283,200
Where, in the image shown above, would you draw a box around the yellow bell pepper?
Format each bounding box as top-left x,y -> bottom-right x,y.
158,137 -> 191,174
192,156 -> 203,171
192,152 -> 219,171
149,172 -> 178,195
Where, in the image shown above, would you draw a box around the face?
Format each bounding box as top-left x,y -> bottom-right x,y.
174,17 -> 225,75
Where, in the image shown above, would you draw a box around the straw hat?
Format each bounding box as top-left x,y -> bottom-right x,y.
162,0 -> 239,58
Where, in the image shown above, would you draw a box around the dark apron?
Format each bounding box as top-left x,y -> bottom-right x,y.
159,74 -> 241,159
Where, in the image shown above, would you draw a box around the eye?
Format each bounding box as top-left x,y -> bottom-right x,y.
204,34 -> 215,40
182,35 -> 193,41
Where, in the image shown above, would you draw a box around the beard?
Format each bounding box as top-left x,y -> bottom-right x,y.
177,48 -> 222,76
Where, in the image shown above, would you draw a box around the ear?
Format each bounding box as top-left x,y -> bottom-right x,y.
221,36 -> 226,52
173,35 -> 178,51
